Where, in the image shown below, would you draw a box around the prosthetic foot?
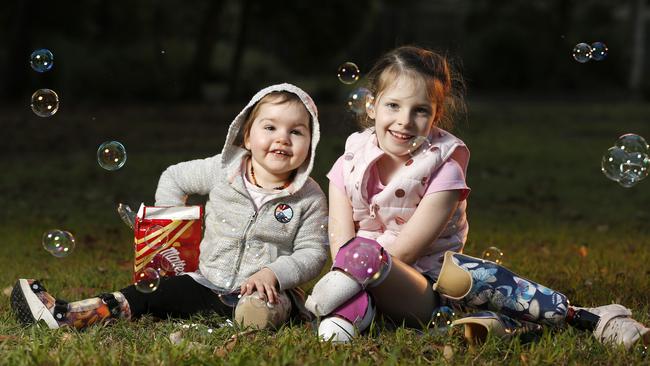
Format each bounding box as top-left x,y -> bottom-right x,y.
11,279 -> 131,330
568,304 -> 650,350
318,291 -> 375,343
433,251 -> 568,327
452,311 -> 543,345
234,291 -> 292,329
305,237 -> 391,317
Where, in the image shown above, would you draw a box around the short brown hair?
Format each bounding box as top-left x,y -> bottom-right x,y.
360,46 -> 466,131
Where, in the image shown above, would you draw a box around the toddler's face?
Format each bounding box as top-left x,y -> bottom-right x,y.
245,101 -> 311,178
368,75 -> 436,161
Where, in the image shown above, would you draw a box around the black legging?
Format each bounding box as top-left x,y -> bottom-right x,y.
120,275 -> 233,319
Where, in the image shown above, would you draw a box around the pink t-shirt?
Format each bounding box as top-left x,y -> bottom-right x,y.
327,155 -> 470,201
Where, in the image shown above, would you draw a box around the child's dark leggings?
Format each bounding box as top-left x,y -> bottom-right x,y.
120,274 -> 233,319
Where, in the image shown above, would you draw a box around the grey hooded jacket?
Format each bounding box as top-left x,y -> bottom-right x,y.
154,83 -> 328,292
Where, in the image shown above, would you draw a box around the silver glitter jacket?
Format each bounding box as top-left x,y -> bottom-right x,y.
154,83 -> 328,292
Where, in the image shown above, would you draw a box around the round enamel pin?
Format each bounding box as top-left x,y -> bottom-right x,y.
274,204 -> 293,224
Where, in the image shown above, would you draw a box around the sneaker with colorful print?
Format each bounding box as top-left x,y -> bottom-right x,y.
11,279 -> 131,330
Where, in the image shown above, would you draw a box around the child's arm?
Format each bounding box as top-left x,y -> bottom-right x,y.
154,156 -> 220,206
387,190 -> 460,264
328,182 -> 357,259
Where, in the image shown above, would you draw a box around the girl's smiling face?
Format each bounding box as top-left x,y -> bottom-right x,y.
244,100 -> 311,179
368,74 -> 436,162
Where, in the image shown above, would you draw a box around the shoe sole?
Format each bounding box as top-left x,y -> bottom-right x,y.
10,279 -> 59,329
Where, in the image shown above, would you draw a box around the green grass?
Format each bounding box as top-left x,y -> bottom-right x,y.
1,101 -> 649,364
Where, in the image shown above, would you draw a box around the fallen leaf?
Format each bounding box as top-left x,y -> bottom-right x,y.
596,225 -> 609,233
214,329 -> 259,357
169,331 -> 183,345
3,286 -> 12,297
0,335 -> 19,342
578,245 -> 588,258
443,345 -> 454,361
118,260 -> 133,270
520,353 -> 529,365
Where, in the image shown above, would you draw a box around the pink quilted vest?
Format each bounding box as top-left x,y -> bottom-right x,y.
342,128 -> 469,277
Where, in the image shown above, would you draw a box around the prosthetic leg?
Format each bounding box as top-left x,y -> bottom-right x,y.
11,279 -> 131,330
435,251 -> 650,349
305,237 -> 390,342
433,251 -> 569,327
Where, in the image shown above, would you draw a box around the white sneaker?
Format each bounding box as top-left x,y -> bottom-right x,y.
577,304 -> 650,349
318,317 -> 357,343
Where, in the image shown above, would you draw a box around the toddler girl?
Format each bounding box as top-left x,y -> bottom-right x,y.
12,83 -> 328,330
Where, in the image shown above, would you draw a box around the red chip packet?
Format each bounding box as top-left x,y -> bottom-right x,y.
133,204 -> 203,282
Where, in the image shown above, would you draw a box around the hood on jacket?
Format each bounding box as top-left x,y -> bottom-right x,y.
220,83 -> 320,193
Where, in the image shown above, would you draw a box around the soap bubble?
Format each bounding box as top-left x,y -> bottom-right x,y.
407,136 -> 432,156
481,246 -> 504,265
615,134 -> 649,154
218,293 -> 241,307
150,254 -> 174,275
135,268 -> 160,293
590,42 -> 608,61
618,153 -> 649,187
347,87 -> 374,115
42,229 -> 75,258
144,224 -> 169,251
432,306 -> 456,332
30,89 -> 59,117
337,62 -> 360,84
97,141 -> 127,171
342,241 -> 386,285
601,147 -> 628,182
572,43 -> 592,63
29,49 -> 54,73
601,146 -> 649,187
321,216 -> 349,247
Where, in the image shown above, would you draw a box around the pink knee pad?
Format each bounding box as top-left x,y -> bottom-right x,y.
318,292 -> 374,342
333,237 -> 391,287
332,291 -> 374,327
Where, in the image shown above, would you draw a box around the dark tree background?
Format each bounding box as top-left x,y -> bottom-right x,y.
0,0 -> 647,104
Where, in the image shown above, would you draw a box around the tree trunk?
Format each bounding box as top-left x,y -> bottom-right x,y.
180,0 -> 224,100
629,0 -> 646,93
2,0 -> 32,100
226,0 -> 252,102
152,0 -> 171,99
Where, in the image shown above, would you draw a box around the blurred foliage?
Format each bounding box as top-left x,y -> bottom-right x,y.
0,0 -> 647,102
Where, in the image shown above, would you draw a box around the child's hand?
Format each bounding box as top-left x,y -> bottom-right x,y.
240,268 -> 279,304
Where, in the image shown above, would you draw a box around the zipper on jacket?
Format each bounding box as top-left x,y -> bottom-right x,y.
231,210 -> 257,285
226,167 -> 291,291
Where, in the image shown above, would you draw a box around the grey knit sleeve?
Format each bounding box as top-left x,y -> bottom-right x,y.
154,155 -> 221,206
265,181 -> 329,291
